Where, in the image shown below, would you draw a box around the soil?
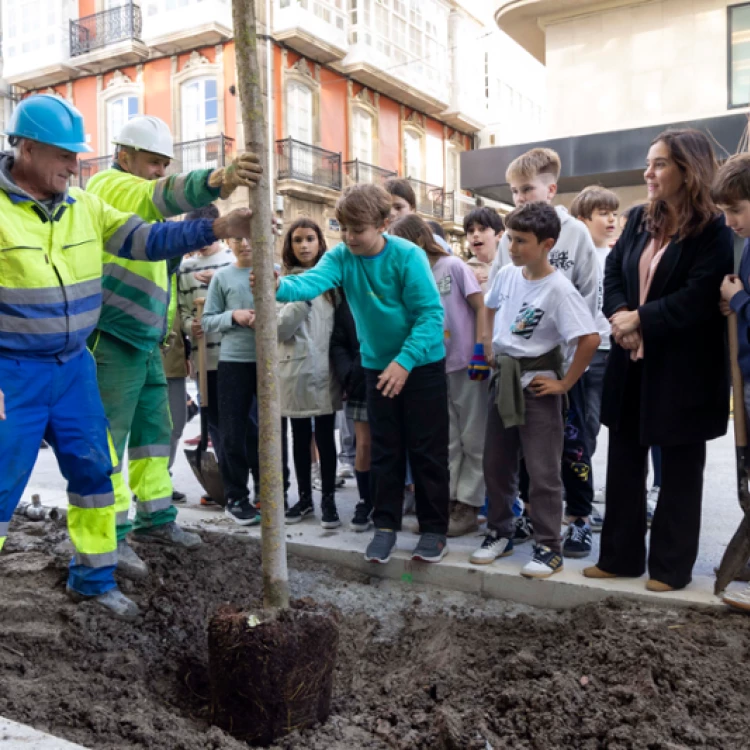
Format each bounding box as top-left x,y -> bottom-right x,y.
2,516 -> 750,750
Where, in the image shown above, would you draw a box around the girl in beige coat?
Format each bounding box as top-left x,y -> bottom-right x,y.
279,219 -> 343,528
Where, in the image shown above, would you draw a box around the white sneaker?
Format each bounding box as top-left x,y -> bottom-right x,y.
337,463 -> 354,479
469,531 -> 514,565
520,545 -> 564,579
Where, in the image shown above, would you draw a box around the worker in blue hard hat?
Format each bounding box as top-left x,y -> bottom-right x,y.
0,94 -> 256,621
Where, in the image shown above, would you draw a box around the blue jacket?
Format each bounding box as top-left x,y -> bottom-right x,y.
730,238 -> 750,380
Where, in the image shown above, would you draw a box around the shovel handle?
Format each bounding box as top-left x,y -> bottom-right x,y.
730,313 -> 747,449
195,297 -> 208,407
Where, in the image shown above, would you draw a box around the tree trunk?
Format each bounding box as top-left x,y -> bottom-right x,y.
231,0 -> 289,611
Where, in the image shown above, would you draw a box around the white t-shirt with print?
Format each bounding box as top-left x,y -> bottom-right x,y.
485,265 -> 597,388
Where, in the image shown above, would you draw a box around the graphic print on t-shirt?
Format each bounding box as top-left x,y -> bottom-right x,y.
549,248 -> 573,272
436,275 -> 452,295
510,303 -> 545,339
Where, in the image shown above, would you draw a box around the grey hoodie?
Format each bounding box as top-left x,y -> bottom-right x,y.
488,205 -> 601,319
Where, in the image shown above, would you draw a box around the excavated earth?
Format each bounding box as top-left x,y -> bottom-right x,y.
2,515 -> 750,749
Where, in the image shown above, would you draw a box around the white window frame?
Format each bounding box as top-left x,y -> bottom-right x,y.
97,69 -> 144,156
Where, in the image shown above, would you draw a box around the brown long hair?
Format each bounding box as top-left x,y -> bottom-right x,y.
389,214 -> 449,261
644,129 -> 718,241
281,217 -> 335,306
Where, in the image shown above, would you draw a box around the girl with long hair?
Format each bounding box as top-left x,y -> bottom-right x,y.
584,129 -> 734,591
278,218 -> 342,528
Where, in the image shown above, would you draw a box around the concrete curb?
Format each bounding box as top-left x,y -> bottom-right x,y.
0,717 -> 89,749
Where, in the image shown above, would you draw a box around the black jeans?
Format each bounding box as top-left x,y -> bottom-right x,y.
217,361 -> 289,502
365,360 -> 450,535
290,413 -> 337,496
597,364 -> 706,589
562,378 -> 594,518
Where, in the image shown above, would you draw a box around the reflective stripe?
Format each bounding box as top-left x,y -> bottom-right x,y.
105,214 -> 145,258
116,511 -> 129,526
138,495 -> 173,515
0,307 -> 99,334
0,521 -> 8,536
0,286 -> 65,305
170,174 -> 195,214
152,182 -> 169,218
129,445 -> 171,460
101,292 -> 165,329
75,549 -> 118,568
102,263 -> 169,304
68,492 -> 114,510
111,462 -> 123,475
128,225 -> 151,261
66,278 -> 103,302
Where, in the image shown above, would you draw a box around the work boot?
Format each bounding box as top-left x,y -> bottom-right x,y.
134,521 -> 202,548
117,540 -> 149,580
66,586 -> 141,622
447,501 -> 480,538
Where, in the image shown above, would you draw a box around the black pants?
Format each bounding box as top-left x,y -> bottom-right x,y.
597,364 -> 706,589
365,360 -> 450,535
290,413 -> 336,496
562,378 -> 594,518
218,361 -> 289,502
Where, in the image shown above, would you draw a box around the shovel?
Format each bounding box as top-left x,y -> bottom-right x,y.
184,297 -> 226,507
715,313 -> 750,594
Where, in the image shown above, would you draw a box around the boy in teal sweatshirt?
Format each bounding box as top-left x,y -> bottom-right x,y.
274,184 -> 450,563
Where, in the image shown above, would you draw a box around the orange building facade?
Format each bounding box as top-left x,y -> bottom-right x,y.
3,0 -> 491,250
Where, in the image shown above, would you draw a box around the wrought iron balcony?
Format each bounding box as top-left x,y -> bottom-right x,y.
276,137 -> 342,191
343,159 -> 397,187
170,135 -> 234,174
70,3 -> 143,57
77,155 -> 114,188
442,191 -> 481,225
407,177 -> 444,219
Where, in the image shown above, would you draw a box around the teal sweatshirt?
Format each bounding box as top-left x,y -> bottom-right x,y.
276,235 -> 444,372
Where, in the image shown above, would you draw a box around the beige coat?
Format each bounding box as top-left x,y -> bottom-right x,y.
277,280 -> 342,418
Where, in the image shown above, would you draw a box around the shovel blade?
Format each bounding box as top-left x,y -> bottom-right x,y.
715,512 -> 750,595
184,447 -> 226,507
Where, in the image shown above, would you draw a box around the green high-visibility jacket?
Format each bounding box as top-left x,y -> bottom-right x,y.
86,165 -> 220,351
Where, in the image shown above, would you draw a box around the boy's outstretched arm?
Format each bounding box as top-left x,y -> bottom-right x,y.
529,333 -> 600,396
272,251 -> 343,302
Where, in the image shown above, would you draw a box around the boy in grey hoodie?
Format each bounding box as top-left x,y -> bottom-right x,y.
488,147 -> 601,559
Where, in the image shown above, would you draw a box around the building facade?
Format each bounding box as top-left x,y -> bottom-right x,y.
464,0 -> 750,211
1,0 -> 518,251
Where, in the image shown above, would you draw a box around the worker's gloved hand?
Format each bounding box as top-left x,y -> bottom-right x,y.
213,152 -> 263,199
467,343 -> 490,381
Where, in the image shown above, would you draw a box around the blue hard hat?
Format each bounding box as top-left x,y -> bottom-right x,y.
5,94 -> 92,154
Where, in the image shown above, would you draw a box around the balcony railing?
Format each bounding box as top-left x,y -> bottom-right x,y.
77,155 -> 114,188
443,191 -> 480,224
78,135 -> 233,188
276,137 -> 342,191
70,3 -> 143,57
169,135 -> 234,174
407,177 -> 444,219
343,159 -> 397,186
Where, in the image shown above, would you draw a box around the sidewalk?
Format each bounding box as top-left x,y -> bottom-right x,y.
0,717 -> 88,749
19,424 -> 745,611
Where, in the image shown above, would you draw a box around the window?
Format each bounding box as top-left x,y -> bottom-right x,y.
106,95 -> 139,151
351,108 -> 373,163
181,77 -> 218,141
403,129 -> 422,180
286,81 -> 314,143
446,145 -> 460,193
729,4 -> 750,108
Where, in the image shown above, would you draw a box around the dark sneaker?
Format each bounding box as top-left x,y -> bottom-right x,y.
412,532 -> 448,563
285,493 -> 314,524
521,545 -> 564,579
562,518 -> 593,559
116,540 -> 148,580
364,529 -> 397,563
66,586 -> 141,622
172,489 -> 187,503
513,515 -> 534,544
350,501 -> 373,532
320,493 -> 341,529
469,530 -> 513,565
135,521 -> 202,548
225,498 -> 261,527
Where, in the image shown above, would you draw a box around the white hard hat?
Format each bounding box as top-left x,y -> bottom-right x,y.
113,115 -> 174,159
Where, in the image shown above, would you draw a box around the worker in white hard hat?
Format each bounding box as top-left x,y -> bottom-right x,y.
85,114 -> 261,581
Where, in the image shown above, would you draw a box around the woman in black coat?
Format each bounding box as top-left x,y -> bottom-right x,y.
330,294 -> 373,531
584,128 -> 734,591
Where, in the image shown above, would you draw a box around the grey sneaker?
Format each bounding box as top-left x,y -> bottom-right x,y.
116,540 -> 148,580
134,522 -> 202,548
66,586 -> 141,622
412,532 -> 448,563
364,529 -> 397,564
590,507 -> 605,533
447,501 -> 480,538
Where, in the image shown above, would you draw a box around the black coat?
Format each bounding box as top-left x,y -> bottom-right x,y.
329,296 -> 366,403
600,205 -> 734,446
